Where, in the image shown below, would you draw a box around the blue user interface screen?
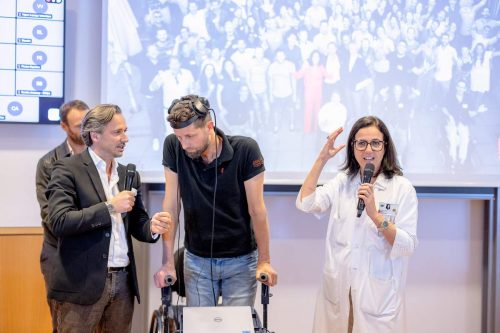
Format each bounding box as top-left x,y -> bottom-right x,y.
0,0 -> 64,124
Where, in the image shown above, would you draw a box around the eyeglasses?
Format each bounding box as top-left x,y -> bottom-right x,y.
353,140 -> 385,151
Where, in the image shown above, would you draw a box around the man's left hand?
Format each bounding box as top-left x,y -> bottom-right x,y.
256,262 -> 278,286
150,211 -> 171,235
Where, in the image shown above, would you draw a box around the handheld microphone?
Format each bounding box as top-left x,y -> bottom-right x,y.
125,164 -> 136,191
122,164 -> 136,219
356,163 -> 375,218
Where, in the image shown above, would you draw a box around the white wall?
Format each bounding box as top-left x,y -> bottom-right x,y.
146,192 -> 484,333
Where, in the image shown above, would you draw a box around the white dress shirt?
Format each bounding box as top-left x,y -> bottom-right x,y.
89,148 -> 129,268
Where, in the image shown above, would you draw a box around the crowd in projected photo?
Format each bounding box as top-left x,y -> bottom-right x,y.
105,0 -> 500,180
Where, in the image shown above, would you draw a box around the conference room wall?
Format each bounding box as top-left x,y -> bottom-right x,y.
145,191 -> 483,333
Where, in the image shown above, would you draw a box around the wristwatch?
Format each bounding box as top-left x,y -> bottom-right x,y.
377,214 -> 390,231
378,219 -> 390,231
105,201 -> 116,215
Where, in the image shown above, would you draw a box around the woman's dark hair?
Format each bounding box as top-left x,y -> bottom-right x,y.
341,116 -> 403,179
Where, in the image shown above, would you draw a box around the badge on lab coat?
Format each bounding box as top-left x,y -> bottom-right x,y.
378,202 -> 398,223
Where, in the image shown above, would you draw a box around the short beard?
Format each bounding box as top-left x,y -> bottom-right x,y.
69,132 -> 85,146
186,140 -> 209,160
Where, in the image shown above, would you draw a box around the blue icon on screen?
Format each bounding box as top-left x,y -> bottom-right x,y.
32,51 -> 47,66
32,25 -> 48,39
7,102 -> 23,116
33,0 -> 48,13
32,76 -> 47,91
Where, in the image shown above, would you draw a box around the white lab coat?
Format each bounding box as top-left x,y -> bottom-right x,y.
296,172 -> 418,333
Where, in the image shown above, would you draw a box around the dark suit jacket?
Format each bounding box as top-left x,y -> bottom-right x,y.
35,141 -> 71,288
36,141 -> 71,245
46,149 -> 157,305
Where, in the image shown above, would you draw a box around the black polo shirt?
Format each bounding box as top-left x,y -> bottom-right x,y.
162,129 -> 265,258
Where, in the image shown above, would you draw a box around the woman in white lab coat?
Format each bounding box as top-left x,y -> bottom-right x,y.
296,116 -> 418,333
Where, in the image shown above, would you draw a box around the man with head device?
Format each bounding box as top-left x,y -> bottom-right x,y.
154,94 -> 278,307
35,99 -> 89,332
46,104 -> 171,332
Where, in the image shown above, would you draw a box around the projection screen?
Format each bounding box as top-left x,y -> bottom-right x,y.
102,0 -> 500,186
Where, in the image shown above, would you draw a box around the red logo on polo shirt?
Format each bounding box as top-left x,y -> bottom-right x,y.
252,159 -> 264,168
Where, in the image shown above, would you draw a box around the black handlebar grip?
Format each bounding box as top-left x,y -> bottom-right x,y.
259,273 -> 269,282
165,275 -> 175,286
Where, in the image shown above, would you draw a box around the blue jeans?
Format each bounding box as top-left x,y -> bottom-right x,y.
184,249 -> 258,306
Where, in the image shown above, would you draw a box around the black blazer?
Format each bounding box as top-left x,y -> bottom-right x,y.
35,141 -> 71,289
36,140 -> 71,246
46,149 -> 157,305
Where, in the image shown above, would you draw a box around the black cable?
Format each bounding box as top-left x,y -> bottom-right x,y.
209,108 -> 218,306
174,144 -> 182,325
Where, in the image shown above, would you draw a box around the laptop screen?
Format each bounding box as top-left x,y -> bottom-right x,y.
183,306 -> 255,333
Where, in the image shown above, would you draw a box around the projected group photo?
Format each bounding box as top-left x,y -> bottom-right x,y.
104,0 -> 500,183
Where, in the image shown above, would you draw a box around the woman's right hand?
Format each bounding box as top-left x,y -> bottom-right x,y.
319,127 -> 346,162
300,127 -> 346,199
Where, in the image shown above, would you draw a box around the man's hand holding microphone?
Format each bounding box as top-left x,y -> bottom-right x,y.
106,190 -> 171,236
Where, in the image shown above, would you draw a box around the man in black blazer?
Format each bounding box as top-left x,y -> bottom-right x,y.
35,99 -> 89,332
46,104 -> 170,332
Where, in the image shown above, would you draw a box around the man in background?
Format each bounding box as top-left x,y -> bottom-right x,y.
35,99 -> 89,332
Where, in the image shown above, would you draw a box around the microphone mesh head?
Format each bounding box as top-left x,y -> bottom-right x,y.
126,163 -> 136,173
364,162 -> 374,174
363,163 -> 375,182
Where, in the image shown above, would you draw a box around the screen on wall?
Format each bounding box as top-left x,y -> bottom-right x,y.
0,0 -> 65,124
102,0 -> 500,186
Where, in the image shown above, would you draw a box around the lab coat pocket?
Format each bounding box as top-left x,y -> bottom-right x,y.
331,213 -> 349,247
360,249 -> 400,317
360,276 -> 399,317
322,269 -> 341,314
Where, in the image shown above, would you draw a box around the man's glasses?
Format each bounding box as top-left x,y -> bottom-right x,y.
353,140 -> 386,151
